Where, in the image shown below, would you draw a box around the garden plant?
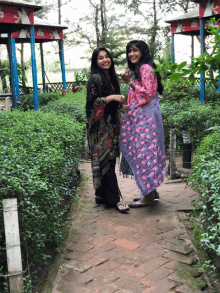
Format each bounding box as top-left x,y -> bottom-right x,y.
0,91 -> 86,291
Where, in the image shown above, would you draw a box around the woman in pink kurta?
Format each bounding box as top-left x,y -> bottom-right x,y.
120,40 -> 166,207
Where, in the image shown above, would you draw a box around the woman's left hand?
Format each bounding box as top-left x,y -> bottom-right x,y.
120,104 -> 127,113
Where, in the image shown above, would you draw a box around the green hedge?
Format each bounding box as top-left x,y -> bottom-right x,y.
19,92 -> 61,110
160,99 -> 220,151
162,80 -> 220,103
40,91 -> 86,123
189,128 -> 220,265
0,109 -> 85,267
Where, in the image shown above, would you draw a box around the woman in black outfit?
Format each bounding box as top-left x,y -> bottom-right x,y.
86,47 -> 129,213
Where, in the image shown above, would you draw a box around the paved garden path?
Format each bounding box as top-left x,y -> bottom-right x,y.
51,161 -> 211,293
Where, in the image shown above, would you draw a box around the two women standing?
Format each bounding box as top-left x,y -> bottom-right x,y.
86,41 -> 166,212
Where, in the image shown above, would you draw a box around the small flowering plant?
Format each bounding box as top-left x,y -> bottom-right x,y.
61,89 -> 70,96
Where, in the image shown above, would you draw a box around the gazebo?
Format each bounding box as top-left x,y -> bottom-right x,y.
165,1 -> 220,102
0,0 -> 68,110
0,0 -> 42,109
10,17 -> 68,98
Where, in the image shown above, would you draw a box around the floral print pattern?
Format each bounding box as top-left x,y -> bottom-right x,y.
120,63 -> 166,197
127,64 -> 157,107
120,95 -> 166,195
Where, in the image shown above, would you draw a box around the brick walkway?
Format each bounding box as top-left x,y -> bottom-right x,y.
51,161 -> 211,293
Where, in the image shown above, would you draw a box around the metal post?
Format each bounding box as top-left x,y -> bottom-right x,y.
8,34 -> 17,109
12,38 -> 20,100
200,18 -> 205,103
3,199 -> 23,293
169,129 -> 176,180
219,69 -> 220,92
30,26 -> 39,110
191,35 -> 194,64
182,130 -> 192,169
171,34 -> 175,64
59,40 -> 66,90
40,43 -> 46,93
5,97 -> 11,111
191,35 -> 194,85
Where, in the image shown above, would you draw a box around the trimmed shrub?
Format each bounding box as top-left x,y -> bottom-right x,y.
162,80 -> 220,104
160,99 -> 220,151
189,128 -> 220,260
162,80 -> 195,102
0,110 -> 85,264
19,92 -> 61,110
40,91 -> 86,123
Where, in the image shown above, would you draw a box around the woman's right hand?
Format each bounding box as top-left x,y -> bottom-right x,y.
121,70 -> 132,84
106,95 -> 126,104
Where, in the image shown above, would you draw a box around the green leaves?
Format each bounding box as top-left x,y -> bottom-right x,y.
0,93 -> 86,272
177,61 -> 187,71
188,128 -> 220,264
160,17 -> 220,89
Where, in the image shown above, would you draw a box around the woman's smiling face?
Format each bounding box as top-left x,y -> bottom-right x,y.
128,45 -> 142,65
97,50 -> 112,71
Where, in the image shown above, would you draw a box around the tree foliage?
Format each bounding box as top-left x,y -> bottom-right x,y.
66,0 -> 139,65
115,0 -> 197,13
114,0 -> 197,60
158,18 -> 220,90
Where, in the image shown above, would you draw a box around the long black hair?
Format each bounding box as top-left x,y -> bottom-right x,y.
86,47 -> 120,119
126,40 -> 163,95
90,46 -> 120,93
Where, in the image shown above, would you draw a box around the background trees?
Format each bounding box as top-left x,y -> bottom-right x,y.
66,0 -> 143,65
113,0 -> 197,61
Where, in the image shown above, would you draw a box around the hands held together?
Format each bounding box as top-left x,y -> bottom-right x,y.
106,94 -> 127,114
106,94 -> 126,104
106,69 -> 134,114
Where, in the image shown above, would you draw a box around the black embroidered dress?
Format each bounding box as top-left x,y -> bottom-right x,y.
86,73 -> 121,204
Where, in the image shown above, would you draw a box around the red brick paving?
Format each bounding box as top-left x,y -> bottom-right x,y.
51,161 -> 210,293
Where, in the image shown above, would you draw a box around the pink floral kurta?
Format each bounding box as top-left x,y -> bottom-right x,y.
127,64 -> 158,106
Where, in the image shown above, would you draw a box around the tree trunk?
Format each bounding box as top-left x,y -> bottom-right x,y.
100,0 -> 107,45
58,0 -> 61,24
151,0 -> 157,57
183,0 -> 190,13
95,4 -> 100,47
153,0 -> 156,27
0,60 -> 8,91
209,68 -> 214,80
21,43 -> 26,87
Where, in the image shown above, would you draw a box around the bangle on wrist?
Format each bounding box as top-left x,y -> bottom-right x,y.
129,80 -> 133,86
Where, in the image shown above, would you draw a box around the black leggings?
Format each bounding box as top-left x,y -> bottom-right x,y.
95,159 -> 121,205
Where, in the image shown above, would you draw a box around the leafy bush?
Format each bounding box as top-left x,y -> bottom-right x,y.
160,99 -> 220,150
19,92 -> 61,110
162,80 -> 220,104
162,79 -> 195,102
189,128 -> 220,261
40,91 -> 86,123
0,110 -> 85,266
0,60 -> 27,90
74,68 -> 90,86
120,81 -> 129,98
